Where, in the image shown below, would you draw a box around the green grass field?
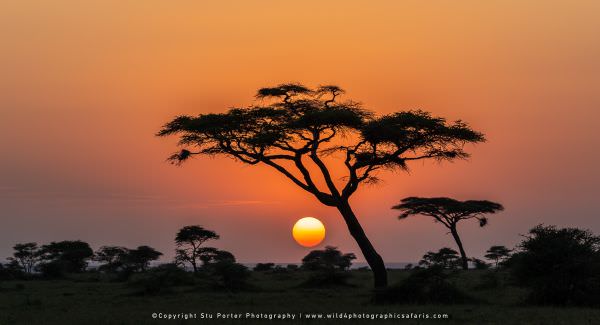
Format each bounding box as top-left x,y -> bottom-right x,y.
1,270 -> 599,324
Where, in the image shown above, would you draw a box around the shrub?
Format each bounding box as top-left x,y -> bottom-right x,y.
209,261 -> 250,291
470,258 -> 490,270
381,266 -> 473,304
301,246 -> 356,271
0,262 -> 26,280
253,263 -> 275,272
128,263 -> 195,295
508,225 -> 600,306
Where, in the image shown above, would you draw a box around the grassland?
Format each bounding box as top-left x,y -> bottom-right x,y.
1,270 -> 599,324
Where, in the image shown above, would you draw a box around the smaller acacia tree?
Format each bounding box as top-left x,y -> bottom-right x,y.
419,247 -> 460,269
393,197 -> 503,270
94,246 -> 129,272
484,245 -> 512,268
8,242 -> 40,274
125,246 -> 162,272
38,240 -> 94,274
175,225 -> 220,272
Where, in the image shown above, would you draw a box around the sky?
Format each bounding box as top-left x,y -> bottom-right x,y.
1,1 -> 599,264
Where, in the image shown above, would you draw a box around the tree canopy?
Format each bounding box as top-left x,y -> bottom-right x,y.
174,225 -> 220,272
393,197 -> 504,228
158,83 -> 484,207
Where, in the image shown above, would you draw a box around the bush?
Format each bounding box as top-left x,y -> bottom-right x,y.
253,263 -> 275,272
381,266 -> 473,304
508,225 -> 600,306
0,262 -> 25,280
209,261 -> 250,291
301,246 -> 356,271
128,264 -> 195,295
37,262 -> 65,279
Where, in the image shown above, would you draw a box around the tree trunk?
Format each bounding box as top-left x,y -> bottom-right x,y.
337,200 -> 388,290
450,226 -> 469,270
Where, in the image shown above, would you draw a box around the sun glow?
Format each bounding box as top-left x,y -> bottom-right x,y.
292,217 -> 326,247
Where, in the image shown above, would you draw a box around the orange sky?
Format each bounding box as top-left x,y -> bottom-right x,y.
1,1 -> 599,263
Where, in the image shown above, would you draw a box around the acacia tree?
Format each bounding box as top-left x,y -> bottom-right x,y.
174,225 -> 220,272
158,83 -> 485,288
8,242 -> 40,274
125,246 -> 162,272
94,246 -> 129,272
484,245 -> 512,267
419,247 -> 460,269
393,197 -> 503,270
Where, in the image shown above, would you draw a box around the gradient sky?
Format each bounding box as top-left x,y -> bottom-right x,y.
1,1 -> 599,264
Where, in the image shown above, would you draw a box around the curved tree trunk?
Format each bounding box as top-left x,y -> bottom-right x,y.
337,200 -> 388,290
450,226 -> 469,270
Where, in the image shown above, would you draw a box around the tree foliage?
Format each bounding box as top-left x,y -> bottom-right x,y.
484,245 -> 512,267
509,225 -> 600,306
37,240 -> 94,274
94,246 -> 129,273
8,242 -> 40,274
174,225 -> 220,272
301,246 -> 356,271
419,248 -> 461,269
393,197 -> 504,228
158,83 -> 484,207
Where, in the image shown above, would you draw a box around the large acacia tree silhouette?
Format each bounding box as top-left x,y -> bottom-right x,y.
158,83 -> 484,289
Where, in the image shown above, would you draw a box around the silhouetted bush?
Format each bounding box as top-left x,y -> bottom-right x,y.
302,246 -> 356,271
470,258 -> 490,270
286,264 -> 298,271
128,263 -> 194,295
37,261 -> 66,279
208,261 -> 250,291
253,263 -> 275,272
508,225 -> 600,306
419,248 -> 461,269
381,266 -> 473,304
0,262 -> 25,280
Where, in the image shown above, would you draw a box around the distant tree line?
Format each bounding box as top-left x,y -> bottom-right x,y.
2,223 -> 599,306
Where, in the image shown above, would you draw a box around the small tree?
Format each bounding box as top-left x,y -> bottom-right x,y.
419,247 -> 460,269
301,246 -> 356,271
484,245 -> 512,268
174,225 -> 219,273
94,246 -> 129,272
38,240 -> 94,274
158,83 -> 485,289
125,246 -> 162,272
8,242 -> 40,274
197,247 -> 235,266
393,197 -> 503,270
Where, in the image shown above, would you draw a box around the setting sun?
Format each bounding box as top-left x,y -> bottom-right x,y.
292,217 -> 326,247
